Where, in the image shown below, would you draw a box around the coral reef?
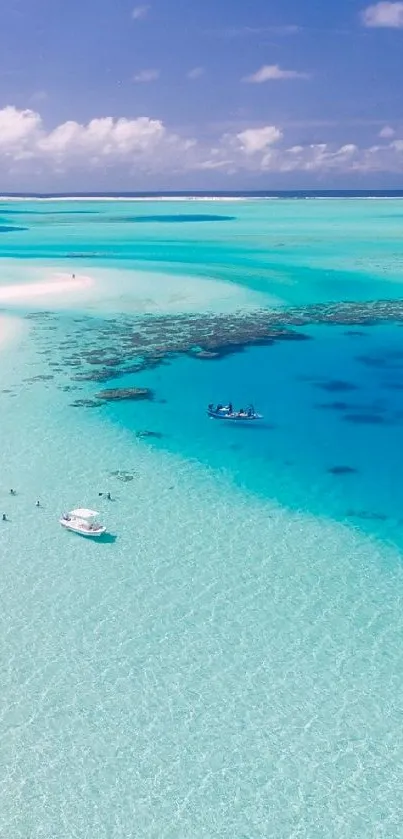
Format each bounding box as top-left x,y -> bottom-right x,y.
95,387 -> 154,402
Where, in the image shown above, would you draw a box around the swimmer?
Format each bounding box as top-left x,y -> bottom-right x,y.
36,500 -> 40,507
2,513 -> 7,521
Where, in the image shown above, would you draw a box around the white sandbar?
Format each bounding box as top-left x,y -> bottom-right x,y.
0,273 -> 94,303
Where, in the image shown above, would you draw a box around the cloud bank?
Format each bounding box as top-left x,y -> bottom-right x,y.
362,2 -> 403,27
1,105 -> 403,179
236,126 -> 283,154
243,64 -> 309,83
379,125 -> 395,138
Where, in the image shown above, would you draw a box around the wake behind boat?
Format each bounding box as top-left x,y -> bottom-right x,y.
60,508 -> 106,538
207,403 -> 263,421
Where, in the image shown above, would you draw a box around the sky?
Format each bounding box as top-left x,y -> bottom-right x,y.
0,0 -> 403,189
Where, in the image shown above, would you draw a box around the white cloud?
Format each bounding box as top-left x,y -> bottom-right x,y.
0,107 -> 186,172
361,2 -> 403,27
38,116 -> 167,159
133,69 -> 159,83
243,64 -> 309,83
132,5 -> 150,20
236,126 -> 283,154
202,130 -> 403,175
197,158 -> 233,170
187,67 -> 205,80
1,105 -> 403,178
379,125 -> 395,138
0,106 -> 42,157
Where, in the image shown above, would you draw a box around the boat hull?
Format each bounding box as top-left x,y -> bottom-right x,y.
60,520 -> 106,538
207,409 -> 262,421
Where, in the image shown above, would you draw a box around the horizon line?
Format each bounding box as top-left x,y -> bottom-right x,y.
1,189 -> 403,201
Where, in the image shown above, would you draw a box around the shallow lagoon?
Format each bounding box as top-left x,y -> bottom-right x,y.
2,198 -> 403,838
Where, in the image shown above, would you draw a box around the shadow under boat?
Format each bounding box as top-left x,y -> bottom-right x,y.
98,532 -> 118,544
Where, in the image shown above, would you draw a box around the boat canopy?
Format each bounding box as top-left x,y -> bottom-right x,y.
69,508 -> 99,519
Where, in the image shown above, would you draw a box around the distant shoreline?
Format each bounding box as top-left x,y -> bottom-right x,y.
1,191 -> 403,202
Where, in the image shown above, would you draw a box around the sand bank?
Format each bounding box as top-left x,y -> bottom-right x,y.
0,266 -> 268,317
0,273 -> 94,303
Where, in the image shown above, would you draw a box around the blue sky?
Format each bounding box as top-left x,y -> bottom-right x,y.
0,0 -> 403,189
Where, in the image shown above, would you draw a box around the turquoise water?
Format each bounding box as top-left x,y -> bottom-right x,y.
2,197 -> 403,307
104,324 -> 403,544
2,199 -> 403,837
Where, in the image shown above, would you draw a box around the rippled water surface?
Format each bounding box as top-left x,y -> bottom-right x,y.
1,198 -> 403,838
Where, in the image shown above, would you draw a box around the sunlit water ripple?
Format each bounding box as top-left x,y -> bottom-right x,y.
1,197 -> 403,838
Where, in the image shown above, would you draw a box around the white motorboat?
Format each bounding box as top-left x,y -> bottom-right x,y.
60,508 -> 106,538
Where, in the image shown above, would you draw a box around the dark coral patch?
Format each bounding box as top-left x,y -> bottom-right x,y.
96,387 -> 153,402
355,355 -> 388,368
192,350 -> 221,360
272,329 -> 311,343
356,353 -> 403,369
109,470 -> 136,482
316,380 -> 359,393
70,399 -> 102,408
346,510 -> 388,521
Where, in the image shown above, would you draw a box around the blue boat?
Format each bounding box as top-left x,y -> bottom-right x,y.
207,403 -> 263,421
